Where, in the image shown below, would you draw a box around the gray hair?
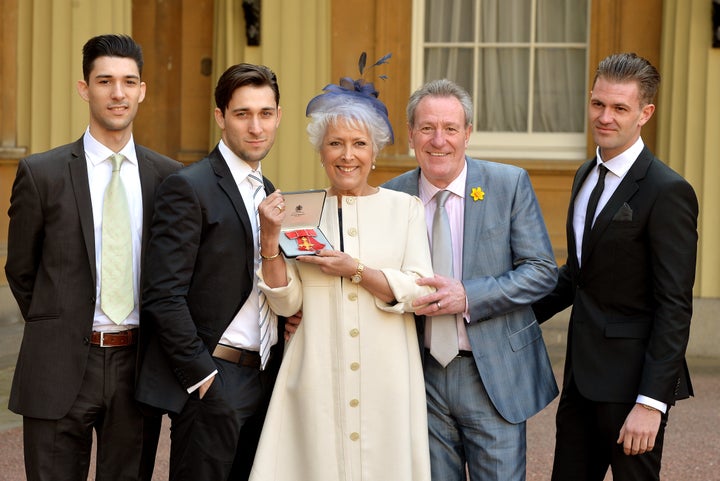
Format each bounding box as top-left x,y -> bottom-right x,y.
407,79 -> 474,128
307,97 -> 392,154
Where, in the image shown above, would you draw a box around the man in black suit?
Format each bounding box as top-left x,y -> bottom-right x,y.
533,52 -> 698,481
5,34 -> 181,481
135,63 -> 285,481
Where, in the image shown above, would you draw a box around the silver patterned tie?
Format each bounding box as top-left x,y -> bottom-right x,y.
430,190 -> 458,367
248,171 -> 275,370
101,153 -> 134,324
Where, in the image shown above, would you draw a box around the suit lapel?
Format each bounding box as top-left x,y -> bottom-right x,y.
68,138 -> 97,282
462,158 -> 487,277
136,145 -> 161,253
571,159 -> 597,266
209,148 -> 255,278
581,148 -> 652,263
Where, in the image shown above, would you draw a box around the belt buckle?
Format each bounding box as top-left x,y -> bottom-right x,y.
99,331 -> 108,347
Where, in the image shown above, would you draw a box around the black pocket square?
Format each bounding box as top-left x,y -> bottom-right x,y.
613,202 -> 633,221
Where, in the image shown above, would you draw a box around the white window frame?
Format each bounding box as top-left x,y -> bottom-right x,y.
411,0 -> 591,161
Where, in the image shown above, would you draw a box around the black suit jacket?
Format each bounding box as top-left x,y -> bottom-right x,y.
533,146 -> 698,405
135,147 -> 284,414
5,137 -> 181,419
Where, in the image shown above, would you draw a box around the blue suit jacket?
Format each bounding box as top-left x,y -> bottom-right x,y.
383,156 -> 559,423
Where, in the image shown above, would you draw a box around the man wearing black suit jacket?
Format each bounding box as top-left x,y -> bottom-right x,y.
533,53 -> 698,481
135,63 -> 285,481
5,35 -> 181,481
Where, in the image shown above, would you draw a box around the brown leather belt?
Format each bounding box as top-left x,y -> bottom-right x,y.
212,344 -> 261,369
90,329 -> 138,347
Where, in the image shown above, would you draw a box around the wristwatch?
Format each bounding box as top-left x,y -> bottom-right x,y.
350,259 -> 364,284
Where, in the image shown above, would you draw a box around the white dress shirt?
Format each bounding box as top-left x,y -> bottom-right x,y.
419,163 -> 472,351
84,129 -> 142,332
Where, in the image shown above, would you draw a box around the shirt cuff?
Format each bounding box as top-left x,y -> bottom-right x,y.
636,395 -> 667,414
187,370 -> 218,394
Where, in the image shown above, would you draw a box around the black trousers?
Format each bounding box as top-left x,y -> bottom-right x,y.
168,357 -> 277,481
23,344 -> 161,481
551,376 -> 668,481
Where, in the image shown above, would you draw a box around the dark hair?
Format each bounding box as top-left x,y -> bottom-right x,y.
82,34 -> 143,82
407,79 -> 473,128
593,53 -> 660,105
214,63 -> 280,114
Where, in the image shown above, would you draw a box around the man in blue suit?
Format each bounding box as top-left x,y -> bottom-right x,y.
383,79 -> 558,481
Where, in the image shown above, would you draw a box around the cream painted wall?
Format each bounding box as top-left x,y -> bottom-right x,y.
16,0 -> 132,153
15,0 -> 330,192
212,0 -> 331,192
659,0 -> 720,297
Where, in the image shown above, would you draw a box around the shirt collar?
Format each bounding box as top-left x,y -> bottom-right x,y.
83,128 -> 138,166
218,139 -> 261,182
419,160 -> 468,206
595,137 -> 644,178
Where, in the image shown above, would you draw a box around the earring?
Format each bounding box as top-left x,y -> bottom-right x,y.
371,162 -> 376,170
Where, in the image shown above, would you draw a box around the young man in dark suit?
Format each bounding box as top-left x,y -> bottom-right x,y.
135,63 -> 285,481
533,52 -> 699,481
5,34 -> 181,481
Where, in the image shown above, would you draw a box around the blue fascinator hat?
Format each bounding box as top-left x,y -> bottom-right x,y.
306,52 -> 394,144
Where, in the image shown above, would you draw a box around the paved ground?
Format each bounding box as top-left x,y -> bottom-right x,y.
0,318 -> 718,480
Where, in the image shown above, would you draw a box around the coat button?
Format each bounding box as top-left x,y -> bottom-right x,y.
349,432 -> 359,441
350,362 -> 360,371
348,227 -> 358,237
349,328 -> 359,337
349,399 -> 359,407
346,197 -> 355,205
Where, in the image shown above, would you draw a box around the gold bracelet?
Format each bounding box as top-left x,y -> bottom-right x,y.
260,250 -> 281,260
639,403 -> 660,413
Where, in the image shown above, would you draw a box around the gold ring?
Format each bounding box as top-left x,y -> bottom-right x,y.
436,301 -> 441,309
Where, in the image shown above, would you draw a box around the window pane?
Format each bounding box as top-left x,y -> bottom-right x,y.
477,48 -> 529,132
536,0 -> 588,43
424,47 -> 474,92
480,0 -> 532,43
425,0 -> 475,43
533,48 -> 586,132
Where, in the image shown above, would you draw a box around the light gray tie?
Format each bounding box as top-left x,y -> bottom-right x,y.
430,190 -> 458,367
248,171 -> 275,370
101,153 -> 134,324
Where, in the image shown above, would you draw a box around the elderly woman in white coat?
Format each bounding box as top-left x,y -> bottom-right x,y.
249,68 -> 434,481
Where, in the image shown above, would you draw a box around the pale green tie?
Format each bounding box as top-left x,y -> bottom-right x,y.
430,190 -> 458,367
101,153 -> 134,324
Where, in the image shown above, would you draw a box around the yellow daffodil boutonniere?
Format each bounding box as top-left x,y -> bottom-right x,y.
470,186 -> 485,201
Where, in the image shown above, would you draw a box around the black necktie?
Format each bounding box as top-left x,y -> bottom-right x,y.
583,163 -> 608,249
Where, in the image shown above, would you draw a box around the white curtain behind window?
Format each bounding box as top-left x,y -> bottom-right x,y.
423,0 -> 586,133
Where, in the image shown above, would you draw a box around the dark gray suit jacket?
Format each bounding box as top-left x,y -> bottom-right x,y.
135,146 -> 284,414
533,147 -> 698,405
383,157 -> 559,423
5,137 -> 181,419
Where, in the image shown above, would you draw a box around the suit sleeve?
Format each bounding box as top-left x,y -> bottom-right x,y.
4,159 -> 44,318
464,169 -> 559,322
532,263 -> 574,323
141,174 -> 216,388
641,177 -> 698,402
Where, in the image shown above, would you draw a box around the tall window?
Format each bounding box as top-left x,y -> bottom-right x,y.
414,0 -> 590,160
